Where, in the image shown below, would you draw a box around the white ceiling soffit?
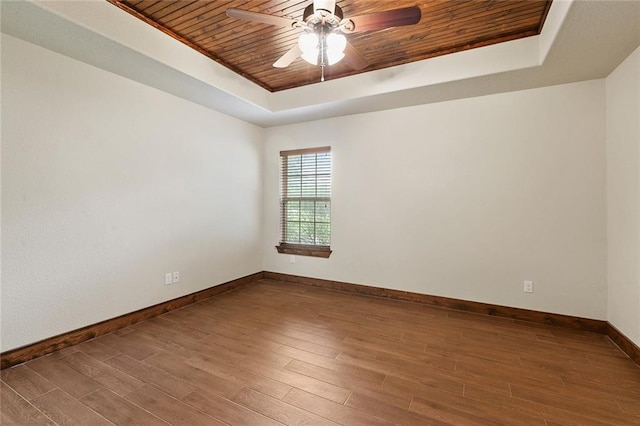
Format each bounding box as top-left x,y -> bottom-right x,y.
2,0 -> 639,128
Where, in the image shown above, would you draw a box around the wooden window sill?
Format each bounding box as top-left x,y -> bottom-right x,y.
276,244 -> 332,258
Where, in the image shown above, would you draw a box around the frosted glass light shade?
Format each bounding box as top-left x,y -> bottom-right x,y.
326,32 -> 346,65
301,50 -> 319,65
299,32 -> 319,54
327,50 -> 345,65
299,32 -> 319,65
326,33 -> 346,52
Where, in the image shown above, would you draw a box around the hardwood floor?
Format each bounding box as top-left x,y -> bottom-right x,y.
2,279 -> 639,425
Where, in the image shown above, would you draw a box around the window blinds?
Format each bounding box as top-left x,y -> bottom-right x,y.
280,147 -> 331,247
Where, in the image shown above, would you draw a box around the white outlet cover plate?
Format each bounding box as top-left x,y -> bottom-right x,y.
524,280 -> 534,293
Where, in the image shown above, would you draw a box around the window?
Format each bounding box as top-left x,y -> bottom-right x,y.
276,147 -> 332,258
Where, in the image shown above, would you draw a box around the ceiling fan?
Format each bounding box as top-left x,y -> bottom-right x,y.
226,0 -> 421,81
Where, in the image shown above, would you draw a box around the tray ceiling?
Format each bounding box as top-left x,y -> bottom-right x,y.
107,0 -> 552,92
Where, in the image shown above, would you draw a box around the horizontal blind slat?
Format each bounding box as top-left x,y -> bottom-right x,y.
280,146 -> 331,156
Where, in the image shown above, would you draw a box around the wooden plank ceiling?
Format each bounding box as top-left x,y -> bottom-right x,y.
107,0 -> 552,92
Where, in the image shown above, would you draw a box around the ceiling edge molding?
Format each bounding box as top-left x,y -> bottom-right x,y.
10,0 -> 574,114
3,0 -> 638,128
539,0 -> 574,64
27,0 -> 271,110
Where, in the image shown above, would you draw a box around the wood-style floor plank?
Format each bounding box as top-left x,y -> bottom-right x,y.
73,338 -> 122,362
125,385 -> 225,425
80,388 -> 168,425
283,388 -> 394,426
409,395 -> 500,426
96,332 -> 162,361
236,357 -> 352,403
25,355 -> 103,399
275,344 -> 386,383
0,381 -> 55,425
420,394 -> 546,426
462,383 -> 618,426
185,353 -> 292,399
31,388 -> 114,426
2,279 -> 639,425
60,351 -> 145,396
182,387 -> 283,426
509,383 -> 633,425
346,391 -> 450,425
103,354 -> 197,400
284,358 -> 385,389
0,364 -> 57,401
231,387 -> 340,426
144,351 -> 244,399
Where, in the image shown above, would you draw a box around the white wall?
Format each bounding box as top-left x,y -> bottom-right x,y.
606,45 -> 640,346
263,80 -> 607,320
5,30 -> 636,353
1,35 -> 263,351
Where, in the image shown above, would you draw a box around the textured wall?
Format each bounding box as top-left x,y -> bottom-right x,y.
1,35 -> 263,351
6,32 -> 637,352
606,45 -> 640,346
263,80 -> 607,320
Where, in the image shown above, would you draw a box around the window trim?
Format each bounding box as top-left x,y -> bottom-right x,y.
275,243 -> 332,258
276,146 -> 332,259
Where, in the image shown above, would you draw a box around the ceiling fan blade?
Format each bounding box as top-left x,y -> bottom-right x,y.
342,42 -> 369,70
273,45 -> 303,68
226,8 -> 297,28
345,6 -> 421,33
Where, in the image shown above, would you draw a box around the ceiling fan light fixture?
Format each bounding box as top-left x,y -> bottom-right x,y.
298,30 -> 346,66
299,32 -> 320,65
326,32 -> 346,52
299,32 -> 319,53
327,51 -> 345,65
326,32 -> 346,65
301,50 -> 319,65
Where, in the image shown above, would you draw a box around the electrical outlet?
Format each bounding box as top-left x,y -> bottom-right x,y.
165,273 -> 173,285
172,271 -> 180,283
290,255 -> 296,264
524,280 -> 534,293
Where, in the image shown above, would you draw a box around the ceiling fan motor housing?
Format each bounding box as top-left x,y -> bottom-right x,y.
313,0 -> 337,14
303,3 -> 343,27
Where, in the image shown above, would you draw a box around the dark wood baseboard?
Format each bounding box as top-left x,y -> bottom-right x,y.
4,270 -> 638,370
606,322 -> 640,366
0,272 -> 264,370
263,271 -> 608,333
264,271 -> 640,367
